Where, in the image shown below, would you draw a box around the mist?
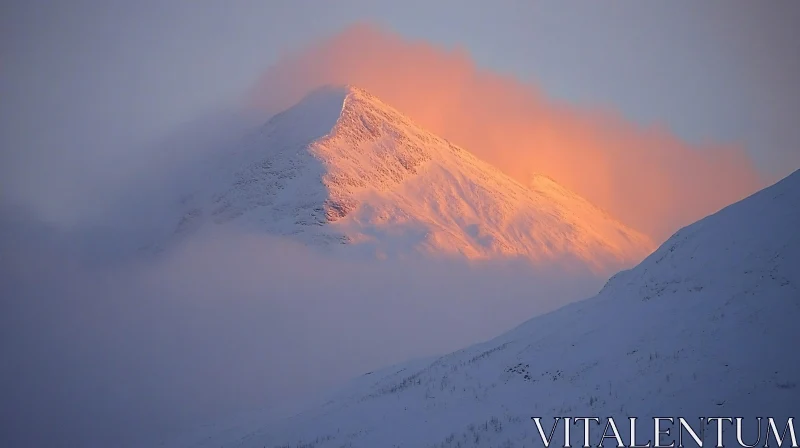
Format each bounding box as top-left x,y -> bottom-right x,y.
250,23 -> 766,241
0,41 -> 605,445
0,217 -> 602,448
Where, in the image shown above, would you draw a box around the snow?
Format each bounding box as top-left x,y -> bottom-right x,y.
165,85 -> 654,273
172,169 -> 800,448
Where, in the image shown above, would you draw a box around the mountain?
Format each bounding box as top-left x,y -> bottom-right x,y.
181,169 -> 799,448
168,85 -> 653,271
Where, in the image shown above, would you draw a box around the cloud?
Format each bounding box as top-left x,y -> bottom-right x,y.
0,222 -> 601,447
248,23 -> 765,240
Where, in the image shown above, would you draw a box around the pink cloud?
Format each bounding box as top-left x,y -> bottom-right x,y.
248,23 -> 765,240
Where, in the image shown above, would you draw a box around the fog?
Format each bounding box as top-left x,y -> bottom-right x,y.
0,215 -> 602,447
0,65 -> 603,446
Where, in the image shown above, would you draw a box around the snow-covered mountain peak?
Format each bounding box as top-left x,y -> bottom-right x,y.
171,85 -> 654,271
264,84 -> 411,137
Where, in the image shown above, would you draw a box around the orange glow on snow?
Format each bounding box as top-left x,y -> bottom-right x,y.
249,23 -> 764,241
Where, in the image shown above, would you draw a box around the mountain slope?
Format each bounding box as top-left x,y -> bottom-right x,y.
171,85 -> 653,270
189,169 -> 800,448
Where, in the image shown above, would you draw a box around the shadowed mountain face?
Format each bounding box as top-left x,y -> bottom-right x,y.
179,169 -> 799,448
168,85 -> 654,273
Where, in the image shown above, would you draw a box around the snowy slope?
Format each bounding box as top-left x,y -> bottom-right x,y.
183,169 -> 800,448
170,85 -> 653,271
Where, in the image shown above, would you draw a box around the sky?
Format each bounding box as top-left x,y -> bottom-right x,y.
1,0 -> 799,230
